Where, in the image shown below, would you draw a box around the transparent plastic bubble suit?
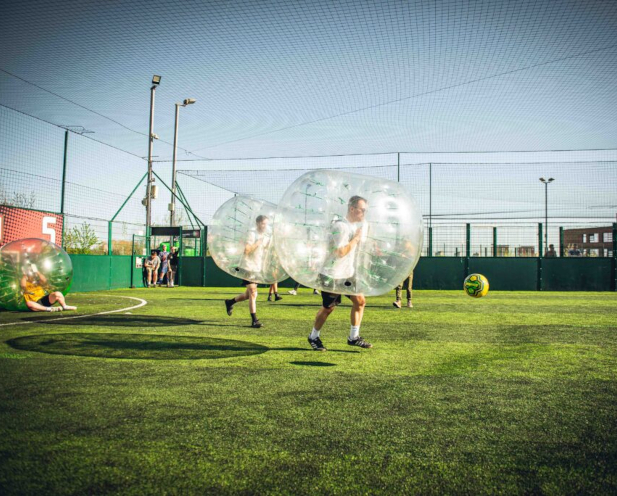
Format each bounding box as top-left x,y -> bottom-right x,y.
274,170 -> 423,296
208,196 -> 289,284
0,238 -> 74,311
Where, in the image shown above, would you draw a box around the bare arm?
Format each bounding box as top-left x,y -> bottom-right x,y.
334,228 -> 362,258
244,236 -> 263,255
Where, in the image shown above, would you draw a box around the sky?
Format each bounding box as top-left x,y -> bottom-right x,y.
0,0 -> 616,250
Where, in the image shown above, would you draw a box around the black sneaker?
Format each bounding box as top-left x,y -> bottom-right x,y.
275,295 -> 283,301
225,299 -> 234,316
252,320 -> 263,328
308,336 -> 327,351
347,336 -> 373,348
267,296 -> 272,302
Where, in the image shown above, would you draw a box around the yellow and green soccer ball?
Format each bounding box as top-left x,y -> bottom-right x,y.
463,273 -> 489,298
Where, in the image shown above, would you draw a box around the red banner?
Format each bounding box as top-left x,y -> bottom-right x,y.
0,206 -> 64,248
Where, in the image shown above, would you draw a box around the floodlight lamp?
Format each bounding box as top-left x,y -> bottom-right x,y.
548,178 -> 554,183
152,75 -> 162,85
539,177 -> 546,182
183,98 -> 196,106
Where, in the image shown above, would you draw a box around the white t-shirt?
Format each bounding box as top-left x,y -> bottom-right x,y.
321,217 -> 365,279
241,228 -> 271,273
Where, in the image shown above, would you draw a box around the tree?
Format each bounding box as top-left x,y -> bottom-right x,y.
0,188 -> 37,209
64,222 -> 100,255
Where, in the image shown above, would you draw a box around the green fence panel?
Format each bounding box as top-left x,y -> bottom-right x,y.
132,264 -> 146,288
69,255 -> 132,292
204,257 -> 241,287
69,255 -> 111,292
542,258 -> 613,291
413,257 -> 465,290
110,256 -> 132,289
468,258 -> 538,291
180,257 -> 204,286
66,255 -> 614,293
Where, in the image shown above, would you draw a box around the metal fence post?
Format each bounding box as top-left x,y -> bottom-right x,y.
613,223 -> 617,291
493,227 -> 497,257
202,226 -> 208,287
538,223 -> 543,290
61,130 -> 68,215
108,221 -> 112,256
178,226 -> 183,286
559,226 -> 564,257
465,223 -> 470,276
428,226 -> 433,257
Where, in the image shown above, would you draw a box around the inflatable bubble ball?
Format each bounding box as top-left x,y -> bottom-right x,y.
0,238 -> 74,311
274,170 -> 423,296
208,196 -> 289,285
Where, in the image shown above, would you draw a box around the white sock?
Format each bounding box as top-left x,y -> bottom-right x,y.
62,305 -> 77,311
350,325 -> 360,340
309,328 -> 320,340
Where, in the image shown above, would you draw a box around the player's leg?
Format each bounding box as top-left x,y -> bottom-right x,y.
26,295 -> 62,312
406,274 -> 413,308
225,282 -> 249,316
348,294 -> 371,348
246,283 -> 262,327
272,282 -> 282,301
48,291 -> 77,311
393,284 -> 402,308
308,292 -> 339,351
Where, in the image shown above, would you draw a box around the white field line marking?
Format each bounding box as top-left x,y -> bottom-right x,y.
0,296 -> 148,327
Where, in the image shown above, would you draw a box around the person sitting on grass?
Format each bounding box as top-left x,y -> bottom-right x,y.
21,270 -> 76,312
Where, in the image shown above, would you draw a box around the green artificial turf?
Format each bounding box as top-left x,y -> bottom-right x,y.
1,287 -> 616,494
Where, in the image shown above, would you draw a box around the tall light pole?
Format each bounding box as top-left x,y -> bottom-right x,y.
170,98 -> 196,229
146,75 -> 162,247
539,177 -> 554,255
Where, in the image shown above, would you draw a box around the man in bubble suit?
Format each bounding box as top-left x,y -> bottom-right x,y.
224,214 -> 271,328
308,195 -> 373,351
21,266 -> 77,312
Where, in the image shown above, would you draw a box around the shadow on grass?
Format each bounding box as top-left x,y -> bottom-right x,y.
38,315 -> 201,327
5,334 -> 355,360
7,333 -> 268,360
290,361 -> 336,367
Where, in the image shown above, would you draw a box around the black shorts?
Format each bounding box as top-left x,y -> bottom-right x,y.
241,280 -> 258,287
321,291 -> 352,309
36,295 -> 52,308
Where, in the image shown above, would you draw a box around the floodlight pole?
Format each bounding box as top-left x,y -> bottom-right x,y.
170,103 -> 181,230
145,84 -> 158,247
170,99 -> 196,251
539,177 -> 554,256
170,98 -> 196,230
145,76 -> 162,251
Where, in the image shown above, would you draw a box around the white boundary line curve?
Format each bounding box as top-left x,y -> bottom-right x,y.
0,295 -> 148,327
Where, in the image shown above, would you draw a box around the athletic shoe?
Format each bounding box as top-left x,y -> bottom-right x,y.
407,300 -> 413,308
288,290 -> 297,295
47,307 -> 63,313
347,336 -> 373,348
267,295 -> 272,301
313,289 -> 320,295
275,295 -> 283,301
62,305 -> 77,311
251,320 -> 263,328
225,299 -> 234,316
308,336 -> 327,351
392,300 -> 401,308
